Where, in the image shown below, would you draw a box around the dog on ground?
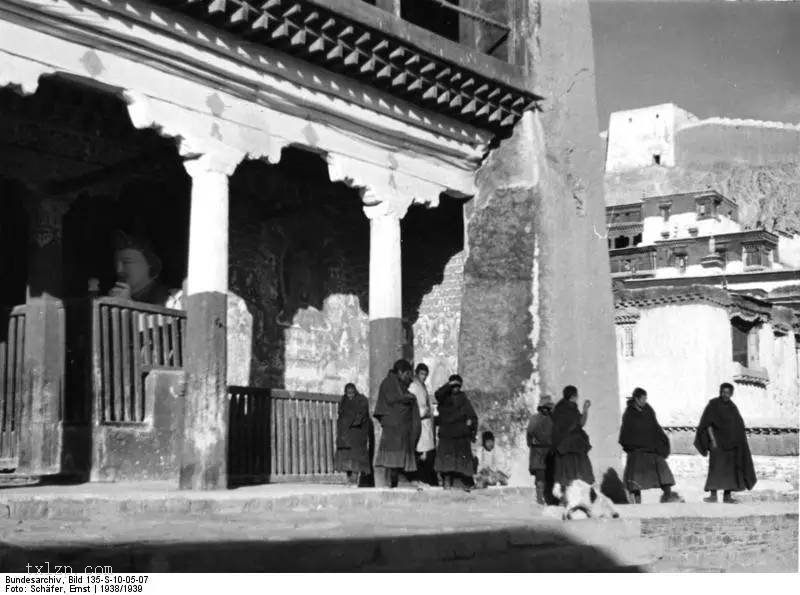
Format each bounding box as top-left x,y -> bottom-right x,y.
552,479 -> 620,520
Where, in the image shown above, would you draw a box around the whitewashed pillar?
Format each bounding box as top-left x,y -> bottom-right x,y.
180,155 -> 237,490
364,198 -> 406,487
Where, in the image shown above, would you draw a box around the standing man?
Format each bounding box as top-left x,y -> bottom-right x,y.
409,363 -> 436,486
527,395 -> 554,505
550,385 -> 595,487
373,359 -> 419,488
694,383 -> 757,503
619,388 -> 679,503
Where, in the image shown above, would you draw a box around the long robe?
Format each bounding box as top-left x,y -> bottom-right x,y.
434,384 -> 478,477
334,393 -> 371,473
409,378 -> 435,453
619,400 -> 674,491
694,397 -> 757,492
373,371 -> 419,472
550,398 -> 595,485
526,412 -> 553,474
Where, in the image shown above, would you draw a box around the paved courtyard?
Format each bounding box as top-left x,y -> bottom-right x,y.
0,481 -> 796,572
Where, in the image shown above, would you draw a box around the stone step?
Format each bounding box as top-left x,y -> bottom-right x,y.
0,486 -> 537,521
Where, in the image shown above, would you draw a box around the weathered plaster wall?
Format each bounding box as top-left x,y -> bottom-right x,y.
617,304 -> 729,425
532,0 -> 621,482
226,168 -> 371,395
458,0 -> 620,486
411,251 -> 464,391
617,305 -> 800,427
226,163 -> 466,397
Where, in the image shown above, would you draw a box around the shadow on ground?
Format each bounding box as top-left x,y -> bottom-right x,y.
0,528 -> 643,573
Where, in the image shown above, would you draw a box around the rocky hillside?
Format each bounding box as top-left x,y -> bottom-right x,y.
605,161 -> 800,234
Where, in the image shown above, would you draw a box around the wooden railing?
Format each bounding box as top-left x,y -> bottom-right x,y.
0,305 -> 25,467
92,297 -> 186,424
227,387 -> 346,485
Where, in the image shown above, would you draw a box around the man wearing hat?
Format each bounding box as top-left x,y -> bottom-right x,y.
108,230 -> 171,306
526,395 -> 555,505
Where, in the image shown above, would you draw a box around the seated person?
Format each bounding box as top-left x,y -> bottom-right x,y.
108,231 -> 171,306
474,431 -> 509,489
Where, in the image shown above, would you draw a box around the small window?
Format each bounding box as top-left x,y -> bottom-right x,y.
796,341 -> 800,380
744,248 -> 763,268
632,233 -> 642,246
622,325 -> 635,358
731,318 -> 760,368
672,253 -> 688,274
614,236 -> 631,249
653,154 -> 661,165
697,202 -> 707,217
660,205 -> 671,221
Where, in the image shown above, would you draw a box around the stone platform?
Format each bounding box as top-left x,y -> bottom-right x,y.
0,482 -> 796,572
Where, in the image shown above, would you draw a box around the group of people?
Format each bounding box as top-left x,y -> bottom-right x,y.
334,360 -> 507,490
526,382 -> 756,505
336,361 -> 758,505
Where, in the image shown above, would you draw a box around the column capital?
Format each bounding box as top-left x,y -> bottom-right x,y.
362,189 -> 407,221
183,152 -> 241,178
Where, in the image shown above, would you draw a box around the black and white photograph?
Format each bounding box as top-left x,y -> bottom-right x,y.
0,0 -> 798,582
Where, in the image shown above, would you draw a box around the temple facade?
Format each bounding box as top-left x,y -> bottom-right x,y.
0,1 -> 620,489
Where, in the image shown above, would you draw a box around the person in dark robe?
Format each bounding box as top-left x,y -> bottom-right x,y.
550,385 -> 595,486
373,359 -> 420,488
434,374 -> 478,490
526,394 -> 555,505
334,383 -> 371,486
619,387 -> 679,503
108,231 -> 171,305
694,382 -> 757,503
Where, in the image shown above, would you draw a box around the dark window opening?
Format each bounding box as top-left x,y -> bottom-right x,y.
744,248 -> 763,268
401,0 -> 460,42
632,233 -> 642,246
614,236 -> 631,249
731,318 -> 759,368
652,154 -> 661,165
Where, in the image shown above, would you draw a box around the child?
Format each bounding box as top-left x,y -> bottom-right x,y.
474,431 -> 509,489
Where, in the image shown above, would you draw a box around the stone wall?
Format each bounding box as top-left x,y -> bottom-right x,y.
666,454 -> 799,489
676,122 -> 800,170
410,251 -> 464,391
643,512 -> 799,571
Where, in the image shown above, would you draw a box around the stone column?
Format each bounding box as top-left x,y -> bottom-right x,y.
179,156 -> 233,490
17,195 -> 71,476
365,201 -> 404,488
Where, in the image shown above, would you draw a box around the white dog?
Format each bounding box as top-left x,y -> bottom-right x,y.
552,479 -> 620,520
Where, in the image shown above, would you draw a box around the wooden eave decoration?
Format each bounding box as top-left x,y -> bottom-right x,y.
151,0 -> 541,133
